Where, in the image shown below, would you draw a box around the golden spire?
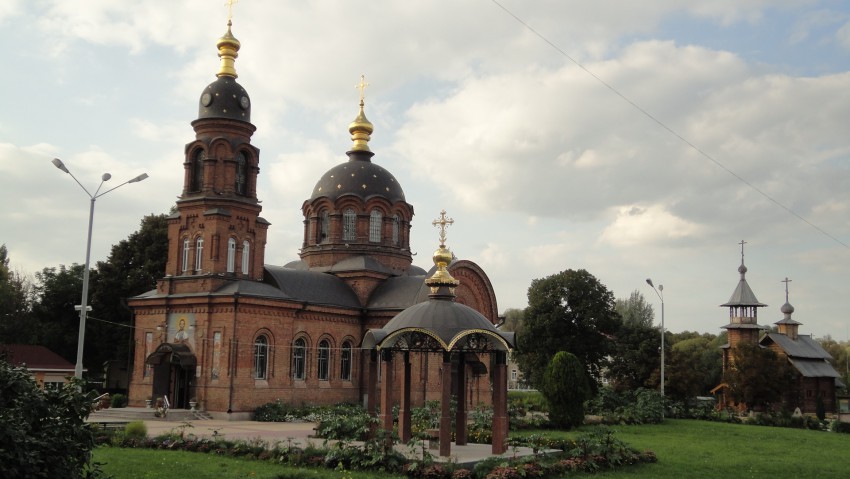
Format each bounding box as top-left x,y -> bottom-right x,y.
216,1 -> 241,78
426,210 -> 459,289
348,75 -> 374,152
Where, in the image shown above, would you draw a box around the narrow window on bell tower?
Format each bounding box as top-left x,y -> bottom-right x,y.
242,240 -> 250,275
195,236 -> 204,272
235,152 -> 247,195
227,238 -> 236,273
191,150 -> 204,192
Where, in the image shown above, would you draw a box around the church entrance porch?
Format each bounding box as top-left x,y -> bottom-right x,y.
145,343 -> 197,409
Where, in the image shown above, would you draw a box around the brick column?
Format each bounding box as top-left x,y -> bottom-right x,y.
439,351 -> 452,457
380,350 -> 394,434
455,351 -> 467,445
399,351 -> 412,442
491,351 -> 508,454
367,349 -> 378,436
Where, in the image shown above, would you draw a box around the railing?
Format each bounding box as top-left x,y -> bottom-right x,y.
92,392 -> 110,410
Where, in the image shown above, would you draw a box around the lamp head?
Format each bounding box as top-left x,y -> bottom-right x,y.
129,173 -> 149,183
52,158 -> 70,173
658,284 -> 663,292
101,173 -> 112,181
646,278 -> 654,288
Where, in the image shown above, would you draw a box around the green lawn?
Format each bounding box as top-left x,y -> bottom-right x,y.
516,419 -> 850,478
94,420 -> 850,478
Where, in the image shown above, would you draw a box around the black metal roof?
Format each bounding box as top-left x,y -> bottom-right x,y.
197,76 -> 251,122
310,154 -> 405,203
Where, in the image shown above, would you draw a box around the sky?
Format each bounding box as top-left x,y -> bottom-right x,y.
1,0 -> 849,339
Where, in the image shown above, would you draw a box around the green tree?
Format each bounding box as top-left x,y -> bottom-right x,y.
0,354 -> 97,478
615,290 -> 654,327
606,319 -> 661,392
515,269 -> 620,390
0,245 -> 36,344
500,308 -> 524,334
30,264 -> 86,363
666,334 -> 722,401
87,214 -> 168,372
724,342 -> 794,411
540,351 -> 589,429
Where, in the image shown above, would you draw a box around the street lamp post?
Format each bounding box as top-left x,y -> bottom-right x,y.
646,279 -> 665,401
52,158 -> 148,379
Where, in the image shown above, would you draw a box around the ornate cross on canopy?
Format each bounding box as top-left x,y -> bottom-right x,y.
739,239 -> 747,262
225,0 -> 239,21
432,209 -> 454,247
782,277 -> 792,302
356,75 -> 369,105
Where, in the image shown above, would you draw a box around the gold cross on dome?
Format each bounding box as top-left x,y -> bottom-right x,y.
225,0 -> 239,21
432,209 -> 454,247
356,75 -> 369,104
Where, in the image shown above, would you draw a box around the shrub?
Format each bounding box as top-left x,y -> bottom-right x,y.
540,351 -> 589,429
0,357 -> 97,478
110,393 -> 128,408
124,420 -> 148,440
254,399 -> 294,422
831,420 -> 850,434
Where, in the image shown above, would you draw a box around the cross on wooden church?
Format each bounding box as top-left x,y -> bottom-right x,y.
782,277 -> 792,301
432,209 -> 454,247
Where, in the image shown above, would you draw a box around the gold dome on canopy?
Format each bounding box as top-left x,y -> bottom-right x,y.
426,210 -> 459,289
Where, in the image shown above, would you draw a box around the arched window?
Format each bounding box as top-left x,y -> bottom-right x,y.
340,341 -> 352,381
369,209 -> 382,243
392,215 -> 400,245
317,340 -> 330,380
342,208 -> 356,241
195,236 -> 204,272
253,335 -> 269,380
227,238 -> 236,273
235,152 -> 247,195
191,150 -> 204,192
292,338 -> 306,380
319,211 -> 329,243
241,240 -> 250,275
181,237 -> 190,273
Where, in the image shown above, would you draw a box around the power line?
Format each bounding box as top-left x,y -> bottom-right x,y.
489,0 -> 848,249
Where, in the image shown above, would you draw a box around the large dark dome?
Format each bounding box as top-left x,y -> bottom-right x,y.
310,158 -> 405,202
198,76 -> 251,122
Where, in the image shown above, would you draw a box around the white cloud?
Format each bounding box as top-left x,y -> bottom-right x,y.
599,204 -> 703,247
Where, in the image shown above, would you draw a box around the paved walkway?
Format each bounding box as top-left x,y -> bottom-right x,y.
93,415 -> 540,466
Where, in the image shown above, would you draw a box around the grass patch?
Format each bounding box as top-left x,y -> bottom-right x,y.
93,447 -> 397,479
514,419 -> 850,478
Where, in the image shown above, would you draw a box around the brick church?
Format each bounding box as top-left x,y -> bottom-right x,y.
715,242 -> 844,414
127,19 -> 501,416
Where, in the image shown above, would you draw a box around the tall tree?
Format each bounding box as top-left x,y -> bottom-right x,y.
0,245 -> 36,344
500,308 -> 525,334
606,319 -> 661,392
515,269 -> 620,390
87,214 -> 168,373
615,290 -> 655,327
31,264 -> 86,363
666,334 -> 723,401
724,342 -> 794,411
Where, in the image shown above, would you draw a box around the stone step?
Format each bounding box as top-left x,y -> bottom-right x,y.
88,407 -> 198,422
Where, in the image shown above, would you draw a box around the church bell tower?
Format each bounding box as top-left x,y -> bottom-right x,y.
159,17 -> 269,295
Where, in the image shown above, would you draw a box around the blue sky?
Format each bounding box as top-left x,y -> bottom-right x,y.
1,1 -> 849,339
